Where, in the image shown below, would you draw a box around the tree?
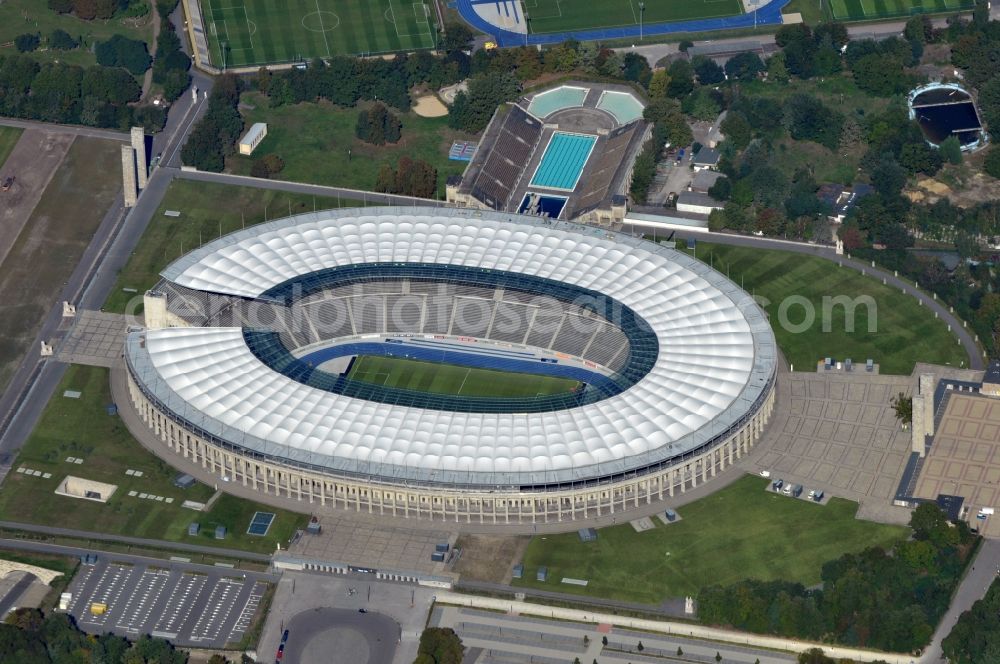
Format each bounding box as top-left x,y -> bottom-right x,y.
720,112 -> 751,151
691,55 -> 725,85
250,154 -> 284,178
665,59 -> 694,98
677,647 -> 683,656
724,52 -> 765,81
899,142 -> 942,176
356,102 -> 402,145
637,641 -> 644,652
939,136 -> 962,165
767,51 -> 790,83
891,392 -> 912,425
871,157 -> 907,199
448,71 -> 520,133
851,53 -> 906,96
416,627 -> 464,664
784,94 -> 842,150
48,29 -> 78,50
207,656 -> 229,664
443,23 -> 475,52
648,69 -> 670,99
14,34 -> 40,53
984,147 -> 1000,179
708,176 -> 732,201
716,652 -> 723,662
798,648 -> 835,664
48,0 -> 74,13
95,35 -> 152,75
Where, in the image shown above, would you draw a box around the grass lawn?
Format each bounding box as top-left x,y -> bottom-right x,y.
228,94 -> 473,198
201,0 -> 435,67
0,126 -> 22,169
512,475 -> 909,603
525,0 -> 742,35
828,0 -> 973,20
347,355 -> 581,397
781,0 -> 826,24
739,75 -> 890,118
0,137 -> 120,395
690,242 -> 968,374
0,1 -> 154,69
103,179 -> 363,314
0,365 -> 307,554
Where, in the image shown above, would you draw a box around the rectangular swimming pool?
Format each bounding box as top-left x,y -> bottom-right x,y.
529,132 -> 597,191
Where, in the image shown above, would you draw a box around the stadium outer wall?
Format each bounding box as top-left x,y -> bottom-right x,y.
122,364 -> 775,528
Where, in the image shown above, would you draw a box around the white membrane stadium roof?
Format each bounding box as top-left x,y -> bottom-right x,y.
130,207 -> 776,487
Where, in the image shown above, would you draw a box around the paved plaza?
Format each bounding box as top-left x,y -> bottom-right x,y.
289,515 -> 454,576
57,311 -> 133,367
259,571 -> 437,664
66,556 -> 274,648
745,370 -> 915,521
432,605 -> 797,664
916,392 -> 1000,536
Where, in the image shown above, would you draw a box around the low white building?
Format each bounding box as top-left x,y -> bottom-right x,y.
239,123 -> 268,155
676,191 -> 724,215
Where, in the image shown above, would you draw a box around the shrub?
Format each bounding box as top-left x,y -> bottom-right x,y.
48,0 -> 75,13
985,147 -> 1000,179
95,34 -> 152,75
49,29 -> 79,51
14,34 -> 40,53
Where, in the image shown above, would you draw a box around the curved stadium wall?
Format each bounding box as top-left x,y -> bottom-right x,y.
124,207 -> 777,526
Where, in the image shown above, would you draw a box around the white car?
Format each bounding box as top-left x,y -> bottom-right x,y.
759,470 -> 771,478
807,490 -> 816,499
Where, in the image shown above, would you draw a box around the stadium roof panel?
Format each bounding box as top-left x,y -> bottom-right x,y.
137,207 -> 776,487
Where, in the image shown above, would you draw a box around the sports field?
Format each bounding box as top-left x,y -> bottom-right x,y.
201,0 -> 436,67
512,475 -> 908,603
828,0 -> 973,20
347,355 -> 581,398
524,0 -> 743,35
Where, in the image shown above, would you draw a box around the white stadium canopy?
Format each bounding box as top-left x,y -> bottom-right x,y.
128,207 -> 776,487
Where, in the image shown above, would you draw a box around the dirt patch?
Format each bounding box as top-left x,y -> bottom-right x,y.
0,137 -> 122,393
412,94 -> 449,118
917,177 -> 952,195
0,130 -> 74,268
453,534 -> 530,584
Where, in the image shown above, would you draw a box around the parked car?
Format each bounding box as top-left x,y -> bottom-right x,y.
282,629 -> 289,643
759,470 -> 771,478
813,490 -> 824,502
807,489 -> 815,499
772,478 -> 784,491
782,483 -> 793,495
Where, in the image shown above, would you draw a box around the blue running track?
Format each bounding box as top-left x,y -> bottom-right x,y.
458,0 -> 790,47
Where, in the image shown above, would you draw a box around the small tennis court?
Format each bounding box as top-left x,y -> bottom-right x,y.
529,132 -> 597,191
246,511 -> 275,536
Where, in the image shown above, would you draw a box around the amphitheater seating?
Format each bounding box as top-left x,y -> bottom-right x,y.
470,106 -> 542,210
167,278 -> 634,370
574,122 -> 641,213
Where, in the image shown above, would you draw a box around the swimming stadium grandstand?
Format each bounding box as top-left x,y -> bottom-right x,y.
446,82 -> 650,226
124,207 -> 776,527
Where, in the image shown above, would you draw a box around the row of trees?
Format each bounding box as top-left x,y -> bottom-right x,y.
0,54 -> 165,131
375,156 -> 438,198
151,0 -> 191,102
180,75 -> 243,171
698,504 -> 978,652
47,0 -> 145,20
1,608 -> 186,663
942,576 -> 1000,663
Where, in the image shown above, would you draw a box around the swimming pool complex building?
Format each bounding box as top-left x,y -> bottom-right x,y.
446,82 -> 650,226
124,207 -> 776,526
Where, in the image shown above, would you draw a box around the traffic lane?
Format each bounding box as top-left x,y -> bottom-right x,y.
282,607 -> 400,664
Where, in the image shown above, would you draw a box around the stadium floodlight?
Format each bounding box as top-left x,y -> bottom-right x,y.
639,2 -> 645,40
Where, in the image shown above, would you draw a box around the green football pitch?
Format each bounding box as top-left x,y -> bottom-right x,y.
524,0 -> 744,35
200,0 -> 436,67
347,355 -> 581,398
828,0 -> 973,20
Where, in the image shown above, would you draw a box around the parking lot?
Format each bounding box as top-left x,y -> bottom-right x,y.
66,556 -> 274,648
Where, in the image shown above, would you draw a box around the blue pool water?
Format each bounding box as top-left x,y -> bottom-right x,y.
529,132 -> 597,191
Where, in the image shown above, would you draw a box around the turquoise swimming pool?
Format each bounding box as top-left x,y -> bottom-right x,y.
527,86 -> 589,118
529,132 -> 597,191
596,91 -> 644,125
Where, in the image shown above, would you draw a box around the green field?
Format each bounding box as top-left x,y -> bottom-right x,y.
230,94 -> 472,198
201,0 -> 435,67
0,0 -> 154,68
525,0 -> 743,34
348,355 -> 581,397
0,127 -> 22,169
513,475 -> 909,603
0,365 -> 307,554
828,0 -> 973,20
103,179 -> 363,314
690,242 -> 969,374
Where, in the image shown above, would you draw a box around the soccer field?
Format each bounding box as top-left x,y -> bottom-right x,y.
524,0 -> 744,35
347,355 -> 581,398
828,0 -> 973,20
200,0 -> 436,67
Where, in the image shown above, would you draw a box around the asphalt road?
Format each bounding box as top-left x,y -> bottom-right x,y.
281,607 -> 400,664
0,520 -> 272,562
624,224 -> 985,371
0,118 -> 129,142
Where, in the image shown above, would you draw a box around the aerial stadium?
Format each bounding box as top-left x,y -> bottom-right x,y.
123,207 -> 776,527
